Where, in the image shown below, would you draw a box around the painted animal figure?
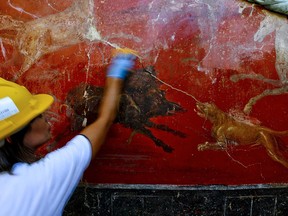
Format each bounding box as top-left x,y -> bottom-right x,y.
230,14 -> 288,114
196,101 -> 288,168
0,0 -> 97,81
65,66 -> 186,152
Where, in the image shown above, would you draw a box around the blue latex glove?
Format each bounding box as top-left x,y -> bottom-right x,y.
107,54 -> 136,79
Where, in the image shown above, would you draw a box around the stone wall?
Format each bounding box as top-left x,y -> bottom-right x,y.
64,184 -> 288,216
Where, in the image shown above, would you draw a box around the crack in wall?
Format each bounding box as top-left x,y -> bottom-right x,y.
231,10 -> 288,114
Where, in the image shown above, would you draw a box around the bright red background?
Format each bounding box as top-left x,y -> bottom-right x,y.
1,0 -> 288,185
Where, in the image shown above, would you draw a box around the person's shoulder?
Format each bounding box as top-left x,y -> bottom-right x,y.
11,162 -> 29,174
0,162 -> 41,185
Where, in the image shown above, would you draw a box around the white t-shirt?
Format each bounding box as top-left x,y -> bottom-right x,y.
0,135 -> 92,216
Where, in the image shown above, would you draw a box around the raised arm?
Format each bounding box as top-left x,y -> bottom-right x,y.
79,54 -> 135,158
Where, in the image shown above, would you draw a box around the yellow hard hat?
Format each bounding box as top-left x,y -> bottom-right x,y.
0,78 -> 54,140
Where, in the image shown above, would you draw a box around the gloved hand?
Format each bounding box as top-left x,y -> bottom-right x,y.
107,54 -> 136,79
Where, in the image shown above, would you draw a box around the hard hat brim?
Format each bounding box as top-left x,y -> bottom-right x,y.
0,94 -> 54,140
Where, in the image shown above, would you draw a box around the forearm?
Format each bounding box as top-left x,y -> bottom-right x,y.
80,78 -> 123,158
79,51 -> 136,158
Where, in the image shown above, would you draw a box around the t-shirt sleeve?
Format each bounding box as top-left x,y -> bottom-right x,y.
26,134 -> 92,214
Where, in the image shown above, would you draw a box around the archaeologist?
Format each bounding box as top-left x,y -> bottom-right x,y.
0,53 -> 136,216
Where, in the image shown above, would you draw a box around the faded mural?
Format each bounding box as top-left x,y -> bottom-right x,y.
66,67 -> 186,153
0,0 -> 288,185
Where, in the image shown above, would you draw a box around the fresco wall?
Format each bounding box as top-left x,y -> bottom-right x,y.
1,0 -> 288,185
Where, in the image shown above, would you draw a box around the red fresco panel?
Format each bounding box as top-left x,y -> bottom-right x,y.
0,0 -> 288,185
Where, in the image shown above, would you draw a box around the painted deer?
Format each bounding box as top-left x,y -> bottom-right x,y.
0,0 -> 99,80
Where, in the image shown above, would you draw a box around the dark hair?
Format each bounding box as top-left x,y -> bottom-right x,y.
0,118 -> 41,173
